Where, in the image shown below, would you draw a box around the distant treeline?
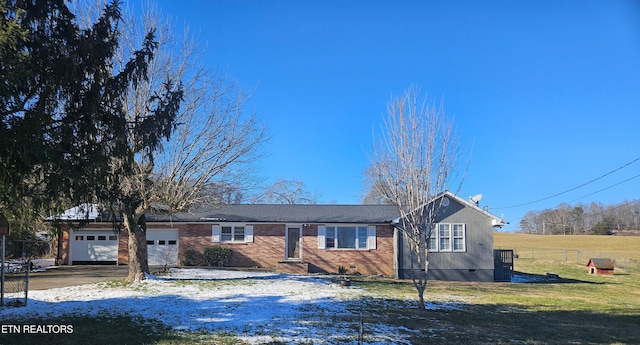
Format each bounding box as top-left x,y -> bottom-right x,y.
519,200 -> 640,235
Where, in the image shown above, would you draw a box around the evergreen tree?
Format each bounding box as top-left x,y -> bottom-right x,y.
0,0 -> 182,220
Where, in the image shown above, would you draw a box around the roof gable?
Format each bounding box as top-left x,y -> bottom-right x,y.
391,191 -> 508,227
442,191 -> 508,227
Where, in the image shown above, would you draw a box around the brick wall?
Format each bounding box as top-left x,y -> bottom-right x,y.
247,224 -> 285,268
178,223 -> 285,269
302,224 -> 395,276
60,221 -> 397,277
177,223 -> 395,276
118,227 -> 128,265
60,230 -> 70,264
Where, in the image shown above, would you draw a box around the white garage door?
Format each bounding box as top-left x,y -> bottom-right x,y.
71,230 -> 118,263
147,229 -> 179,266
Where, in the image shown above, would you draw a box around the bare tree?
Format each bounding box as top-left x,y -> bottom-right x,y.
518,199 -> 640,235
125,8 -> 266,281
80,2 -> 267,281
368,87 -> 460,310
151,77 -> 267,211
519,211 -> 538,234
361,165 -> 394,205
252,179 -> 319,204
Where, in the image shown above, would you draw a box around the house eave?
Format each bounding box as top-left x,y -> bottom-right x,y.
389,191 -> 509,227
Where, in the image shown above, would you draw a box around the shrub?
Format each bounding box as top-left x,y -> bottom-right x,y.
182,247 -> 200,266
203,246 -> 232,267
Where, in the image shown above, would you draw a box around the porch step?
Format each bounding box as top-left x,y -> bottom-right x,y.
277,261 -> 309,274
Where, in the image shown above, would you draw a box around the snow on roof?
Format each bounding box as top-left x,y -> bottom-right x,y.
46,204 -> 100,221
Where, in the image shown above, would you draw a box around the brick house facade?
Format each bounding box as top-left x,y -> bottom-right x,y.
58,204 -> 399,276
55,192 -> 507,281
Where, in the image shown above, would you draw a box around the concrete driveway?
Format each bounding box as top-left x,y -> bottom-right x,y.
27,265 -> 129,290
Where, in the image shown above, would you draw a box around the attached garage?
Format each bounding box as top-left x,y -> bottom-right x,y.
70,229 -> 118,264
146,229 -> 179,266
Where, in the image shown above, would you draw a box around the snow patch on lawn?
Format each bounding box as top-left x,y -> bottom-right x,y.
159,267 -> 281,280
1,268 -> 422,344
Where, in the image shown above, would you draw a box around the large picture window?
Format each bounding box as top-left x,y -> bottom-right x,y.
428,223 -> 466,252
319,225 -> 375,250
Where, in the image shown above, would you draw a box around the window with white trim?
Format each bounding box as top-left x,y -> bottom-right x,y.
452,224 -> 465,251
439,224 -> 451,251
318,225 -> 376,250
212,224 -> 254,243
428,223 -> 466,252
222,226 -> 243,241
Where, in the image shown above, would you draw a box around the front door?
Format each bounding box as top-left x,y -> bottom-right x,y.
286,226 -> 302,260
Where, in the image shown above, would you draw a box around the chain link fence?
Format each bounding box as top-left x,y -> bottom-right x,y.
1,261 -> 30,307
498,247 -> 640,273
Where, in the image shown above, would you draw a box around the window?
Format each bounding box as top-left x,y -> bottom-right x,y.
322,225 -> 373,250
86,236 -> 95,241
168,240 -> 177,245
158,240 -> 166,245
358,227 -> 368,249
146,240 -> 154,245
109,236 -> 117,241
453,224 -> 465,251
439,224 -> 451,251
325,227 -> 335,248
98,235 -> 106,240
221,226 -> 244,242
212,225 -> 254,243
429,223 -> 466,252
234,226 -> 245,241
75,236 -> 83,241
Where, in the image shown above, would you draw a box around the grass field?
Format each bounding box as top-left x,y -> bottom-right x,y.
494,232 -> 640,260
2,233 -> 639,344
494,232 -> 640,273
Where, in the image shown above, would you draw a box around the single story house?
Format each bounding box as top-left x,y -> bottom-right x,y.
54,191 -> 508,281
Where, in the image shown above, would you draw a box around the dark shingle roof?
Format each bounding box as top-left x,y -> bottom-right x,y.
587,258 -> 615,270
145,204 -> 400,223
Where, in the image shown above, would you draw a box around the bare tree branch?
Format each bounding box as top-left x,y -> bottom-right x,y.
369,86 -> 461,309
252,179 -> 320,204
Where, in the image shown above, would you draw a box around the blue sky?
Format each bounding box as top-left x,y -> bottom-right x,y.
133,1 -> 640,231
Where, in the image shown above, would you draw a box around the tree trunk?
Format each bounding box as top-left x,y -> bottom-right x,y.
417,286 -> 426,310
408,234 -> 429,310
124,212 -> 149,282
417,260 -> 429,310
